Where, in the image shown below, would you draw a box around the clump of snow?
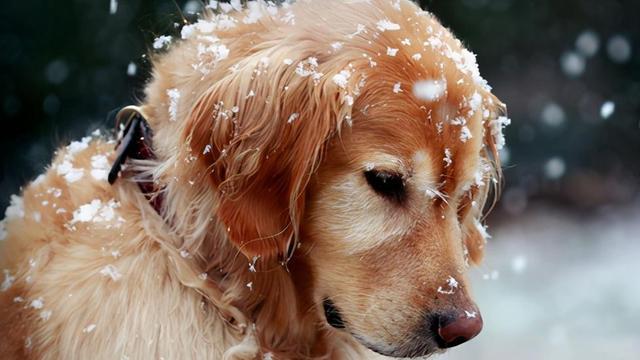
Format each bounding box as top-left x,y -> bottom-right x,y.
332,69 -> 351,89
167,88 -> 181,122
376,19 -> 400,32
287,113 -> 300,124
30,297 -> 44,309
67,136 -> 91,155
600,101 -> 615,119
544,157 -> 566,180
68,199 -> 124,228
413,79 -> 446,101
490,116 -> 511,150
5,195 -> 25,220
607,35 -> 632,63
576,30 -> 600,57
295,57 -> 323,84
1,269 -> 15,291
246,281 -> 253,291
57,160 -> 84,183
460,126 -> 473,142
393,82 -> 403,94
465,310 -> 477,318
180,250 -> 190,258
386,47 -> 399,56
100,264 -> 122,281
90,154 -> 110,181
412,53 -> 422,61
152,35 -> 172,50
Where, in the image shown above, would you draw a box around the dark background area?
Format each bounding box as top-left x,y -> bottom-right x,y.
1,0 -> 638,212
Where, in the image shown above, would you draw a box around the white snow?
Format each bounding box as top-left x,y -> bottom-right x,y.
68,199 -> 123,227
386,47 -> 399,56
437,276 -> 459,295
393,82 -> 403,94
376,19 -> 400,32
40,310 -> 52,321
100,264 -> 122,281
600,101 -> 615,119
332,70 -> 351,89
347,24 -> 367,38
152,35 -> 172,50
460,126 -> 473,142
5,194 -> 25,219
1,269 -> 15,291
287,113 -> 300,124
167,88 -> 181,122
57,160 -> 84,183
412,53 -> 422,61
490,116 -> 511,150
83,324 -> 97,333
180,250 -> 190,258
443,148 -> 453,167
413,79 -> 446,101
90,154 -> 110,181
30,297 -> 44,309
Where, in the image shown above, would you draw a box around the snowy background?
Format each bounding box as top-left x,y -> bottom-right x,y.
1,1 -> 639,358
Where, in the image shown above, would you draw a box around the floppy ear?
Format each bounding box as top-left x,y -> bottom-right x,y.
183,49 -> 364,260
463,96 -> 507,265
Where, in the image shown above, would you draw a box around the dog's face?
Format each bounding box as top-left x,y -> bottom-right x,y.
176,1 -> 506,357
298,60 -> 502,357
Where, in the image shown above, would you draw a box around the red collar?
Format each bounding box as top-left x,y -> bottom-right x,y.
108,106 -> 164,214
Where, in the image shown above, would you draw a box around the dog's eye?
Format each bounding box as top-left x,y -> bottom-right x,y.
364,170 -> 406,202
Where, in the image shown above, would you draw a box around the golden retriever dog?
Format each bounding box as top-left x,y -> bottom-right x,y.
0,0 -> 509,358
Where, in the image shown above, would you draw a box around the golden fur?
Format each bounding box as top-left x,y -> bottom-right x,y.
0,0 -> 506,359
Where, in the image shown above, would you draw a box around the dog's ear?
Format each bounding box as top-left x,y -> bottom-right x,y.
463,96 -> 507,264
183,50 -> 364,259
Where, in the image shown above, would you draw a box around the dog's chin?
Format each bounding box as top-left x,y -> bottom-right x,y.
352,334 -> 441,359
322,299 -> 440,359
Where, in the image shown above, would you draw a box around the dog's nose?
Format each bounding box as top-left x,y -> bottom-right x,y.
434,310 -> 483,348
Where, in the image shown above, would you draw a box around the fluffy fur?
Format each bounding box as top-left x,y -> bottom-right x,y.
0,1 -> 506,359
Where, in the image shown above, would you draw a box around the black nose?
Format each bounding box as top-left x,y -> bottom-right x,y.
433,310 -> 483,348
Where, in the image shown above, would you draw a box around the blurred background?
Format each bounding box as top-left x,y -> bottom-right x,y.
1,0 -> 638,358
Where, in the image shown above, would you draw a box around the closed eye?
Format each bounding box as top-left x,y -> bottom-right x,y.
364,169 -> 406,203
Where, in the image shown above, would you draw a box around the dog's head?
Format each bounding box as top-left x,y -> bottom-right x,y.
178,0 -> 507,357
